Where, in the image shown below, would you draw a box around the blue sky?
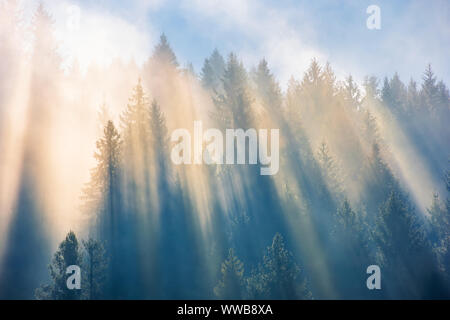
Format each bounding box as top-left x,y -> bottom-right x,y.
32,0 -> 450,87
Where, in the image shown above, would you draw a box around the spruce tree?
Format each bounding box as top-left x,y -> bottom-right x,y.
83,120 -> 122,239
82,238 -> 108,300
152,33 -> 178,67
342,75 -> 361,110
214,249 -> 245,299
421,64 -> 439,113
119,79 -> 151,218
253,59 -> 282,112
317,142 -> 343,198
212,53 -> 252,128
35,231 -> 83,300
201,48 -> 226,92
261,233 -> 310,299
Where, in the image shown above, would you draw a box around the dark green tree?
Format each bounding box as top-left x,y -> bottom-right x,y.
35,231 -> 83,300
334,200 -> 372,259
261,233 -> 310,299
376,190 -> 426,266
82,238 -> 108,300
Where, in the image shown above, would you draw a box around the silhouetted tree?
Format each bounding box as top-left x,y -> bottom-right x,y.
82,238 -> 108,300
260,233 -> 310,299
35,231 -> 83,300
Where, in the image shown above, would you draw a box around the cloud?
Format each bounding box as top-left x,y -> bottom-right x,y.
181,0 -> 329,87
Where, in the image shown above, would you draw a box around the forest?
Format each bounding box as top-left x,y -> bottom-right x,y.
0,2 -> 449,299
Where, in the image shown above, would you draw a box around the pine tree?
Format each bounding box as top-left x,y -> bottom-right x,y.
246,263 -> 269,299
377,190 -> 426,262
364,143 -> 398,209
201,48 -> 226,92
380,73 -> 408,115
334,200 -> 372,255
441,163 -> 450,273
82,238 -> 108,300
253,59 -> 282,112
82,120 -> 122,299
149,99 -> 170,205
436,80 -> 450,112
381,76 -> 391,106
301,58 -> 322,88
421,64 -> 439,113
322,62 -> 337,98
121,78 -> 150,145
335,199 -> 357,230
152,33 -> 178,67
297,59 -> 324,115
387,73 -> 407,114
342,75 -> 361,110
212,53 -> 252,128
407,79 -> 420,114
214,249 -> 245,299
149,99 -> 169,163
119,79 -> 151,217
35,231 -> 83,300
362,109 -> 380,146
331,199 -> 376,298
317,142 -> 343,198
261,233 -> 310,299
83,121 -> 122,239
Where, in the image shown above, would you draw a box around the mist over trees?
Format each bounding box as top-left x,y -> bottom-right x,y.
0,2 -> 449,299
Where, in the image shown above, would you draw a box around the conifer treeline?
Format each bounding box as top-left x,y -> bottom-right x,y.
0,2 -> 449,299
